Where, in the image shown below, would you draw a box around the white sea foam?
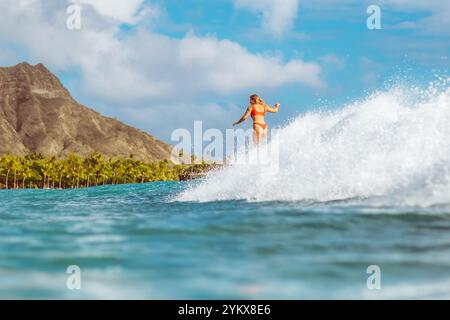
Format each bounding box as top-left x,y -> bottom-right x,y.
178,84 -> 450,205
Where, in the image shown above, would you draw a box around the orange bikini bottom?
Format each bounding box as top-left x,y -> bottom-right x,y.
253,122 -> 267,130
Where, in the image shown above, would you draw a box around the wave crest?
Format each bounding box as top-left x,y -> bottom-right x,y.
178,85 -> 450,205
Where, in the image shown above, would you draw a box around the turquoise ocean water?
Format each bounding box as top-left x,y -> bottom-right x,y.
2,85 -> 450,299
1,182 -> 450,299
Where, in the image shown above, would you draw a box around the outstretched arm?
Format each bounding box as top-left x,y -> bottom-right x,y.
265,103 -> 280,113
233,106 -> 252,126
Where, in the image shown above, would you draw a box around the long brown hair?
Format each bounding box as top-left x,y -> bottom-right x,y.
250,94 -> 264,105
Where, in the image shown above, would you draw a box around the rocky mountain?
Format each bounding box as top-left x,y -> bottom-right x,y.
0,62 -> 174,162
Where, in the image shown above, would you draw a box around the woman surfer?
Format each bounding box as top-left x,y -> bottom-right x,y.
233,94 -> 280,144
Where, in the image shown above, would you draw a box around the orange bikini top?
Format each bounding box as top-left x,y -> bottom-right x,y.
251,105 -> 266,117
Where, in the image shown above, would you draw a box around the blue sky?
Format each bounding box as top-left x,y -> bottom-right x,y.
0,0 -> 449,143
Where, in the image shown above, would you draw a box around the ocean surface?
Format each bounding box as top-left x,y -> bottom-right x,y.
2,85 -> 450,299
1,182 -> 450,299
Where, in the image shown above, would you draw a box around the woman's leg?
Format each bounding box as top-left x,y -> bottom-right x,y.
263,127 -> 269,141
253,125 -> 264,144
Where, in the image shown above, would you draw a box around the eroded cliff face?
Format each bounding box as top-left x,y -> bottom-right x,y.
0,62 -> 173,162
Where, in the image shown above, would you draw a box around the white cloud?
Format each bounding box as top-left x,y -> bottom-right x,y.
69,0 -> 153,24
234,0 -> 300,37
319,54 -> 346,69
0,0 -> 323,103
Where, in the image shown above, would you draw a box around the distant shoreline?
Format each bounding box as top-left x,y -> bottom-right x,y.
0,153 -> 218,190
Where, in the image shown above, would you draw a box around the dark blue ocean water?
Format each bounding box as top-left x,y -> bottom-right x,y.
1,182 -> 450,299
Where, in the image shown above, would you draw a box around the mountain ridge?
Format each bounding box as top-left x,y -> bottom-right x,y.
0,62 -> 175,162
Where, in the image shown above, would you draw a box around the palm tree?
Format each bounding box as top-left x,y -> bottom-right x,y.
53,159 -> 66,189
39,159 -> 54,189
1,155 -> 15,189
0,159 -> 5,189
19,158 -> 33,188
66,154 -> 83,188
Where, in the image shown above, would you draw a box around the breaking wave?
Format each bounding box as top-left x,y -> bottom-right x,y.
179,82 -> 450,206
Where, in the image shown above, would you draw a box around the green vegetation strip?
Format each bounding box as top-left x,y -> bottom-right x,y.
0,153 -> 215,189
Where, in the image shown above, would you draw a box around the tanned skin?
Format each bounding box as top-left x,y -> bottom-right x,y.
233,95 -> 280,144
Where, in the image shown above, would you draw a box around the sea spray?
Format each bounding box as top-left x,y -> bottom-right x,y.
178,85 -> 450,205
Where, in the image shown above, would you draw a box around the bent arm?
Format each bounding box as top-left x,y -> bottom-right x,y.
265,103 -> 280,113
233,106 -> 252,126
